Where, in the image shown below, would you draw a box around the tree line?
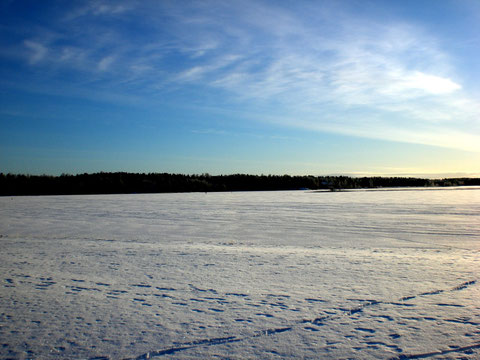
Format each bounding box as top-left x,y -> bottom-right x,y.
1,172 -> 479,196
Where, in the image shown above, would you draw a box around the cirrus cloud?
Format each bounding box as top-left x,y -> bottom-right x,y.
6,0 -> 480,153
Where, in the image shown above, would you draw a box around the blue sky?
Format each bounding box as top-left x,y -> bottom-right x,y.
1,0 -> 479,177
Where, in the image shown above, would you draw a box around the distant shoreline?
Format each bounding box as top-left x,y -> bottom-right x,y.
2,172 -> 479,196
313,186 -> 480,193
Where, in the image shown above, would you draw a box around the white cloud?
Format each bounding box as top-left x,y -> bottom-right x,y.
402,72 -> 461,95
171,9 -> 479,152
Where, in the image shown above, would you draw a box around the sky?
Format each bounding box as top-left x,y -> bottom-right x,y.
1,0 -> 480,177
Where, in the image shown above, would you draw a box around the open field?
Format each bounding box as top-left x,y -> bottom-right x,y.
1,188 -> 479,359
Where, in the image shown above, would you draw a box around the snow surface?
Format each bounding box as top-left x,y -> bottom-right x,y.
0,188 -> 479,359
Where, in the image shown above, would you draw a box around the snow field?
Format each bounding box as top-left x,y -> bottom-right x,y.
0,189 -> 479,359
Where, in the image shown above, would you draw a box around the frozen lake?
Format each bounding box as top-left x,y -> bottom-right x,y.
1,188 -> 479,359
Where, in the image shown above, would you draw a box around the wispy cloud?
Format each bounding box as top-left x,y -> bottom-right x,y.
97,55 -> 115,71
64,0 -> 131,20
177,55 -> 242,82
24,40 -> 48,64
5,0 -> 480,152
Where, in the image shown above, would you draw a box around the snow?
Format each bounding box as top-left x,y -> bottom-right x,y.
0,188 -> 479,359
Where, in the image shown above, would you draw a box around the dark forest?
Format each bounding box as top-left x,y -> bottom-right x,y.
1,172 -> 479,196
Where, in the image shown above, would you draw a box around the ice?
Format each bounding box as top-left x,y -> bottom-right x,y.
0,188 -> 479,359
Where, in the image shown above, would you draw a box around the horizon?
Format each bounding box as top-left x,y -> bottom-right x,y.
3,171 -> 480,181
1,1 -> 480,177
